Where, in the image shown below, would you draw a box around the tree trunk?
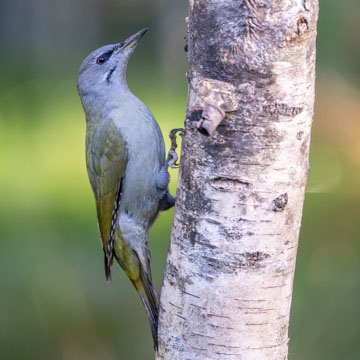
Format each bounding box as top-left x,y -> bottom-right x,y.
157,1 -> 319,359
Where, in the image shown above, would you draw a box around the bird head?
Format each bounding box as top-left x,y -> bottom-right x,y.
77,28 -> 148,99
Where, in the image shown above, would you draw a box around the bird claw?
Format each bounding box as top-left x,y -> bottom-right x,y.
167,128 -> 184,169
168,150 -> 179,169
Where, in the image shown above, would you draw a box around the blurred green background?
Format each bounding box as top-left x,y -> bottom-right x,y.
0,0 -> 359,359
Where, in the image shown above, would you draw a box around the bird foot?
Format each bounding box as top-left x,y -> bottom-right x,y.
167,128 -> 184,169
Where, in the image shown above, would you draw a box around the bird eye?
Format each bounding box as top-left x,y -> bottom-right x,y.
96,56 -> 107,65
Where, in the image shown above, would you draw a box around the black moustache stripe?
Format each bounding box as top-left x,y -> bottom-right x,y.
106,66 -> 116,83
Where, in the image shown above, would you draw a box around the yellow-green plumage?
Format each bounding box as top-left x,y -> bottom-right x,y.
86,116 -> 159,344
86,118 -> 126,268
77,29 -> 174,349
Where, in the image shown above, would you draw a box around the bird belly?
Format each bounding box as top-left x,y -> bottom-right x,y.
119,130 -> 164,227
120,158 -> 161,226
111,94 -> 166,227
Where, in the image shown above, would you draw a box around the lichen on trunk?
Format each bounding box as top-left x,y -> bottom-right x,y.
157,1 -> 319,359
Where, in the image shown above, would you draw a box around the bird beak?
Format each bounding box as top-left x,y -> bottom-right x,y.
116,28 -> 148,52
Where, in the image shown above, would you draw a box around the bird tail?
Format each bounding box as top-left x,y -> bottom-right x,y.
137,266 -> 159,350
114,238 -> 159,348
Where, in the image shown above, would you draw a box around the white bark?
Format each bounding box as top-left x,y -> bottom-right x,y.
157,1 -> 319,359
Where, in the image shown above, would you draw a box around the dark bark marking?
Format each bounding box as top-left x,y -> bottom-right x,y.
285,211 -> 294,225
184,34 -> 188,52
242,306 -> 273,310
244,308 -> 275,313
244,251 -> 270,264
257,233 -> 281,236
214,352 -> 239,356
175,314 -> 187,321
189,1 -> 274,82
204,218 -> 221,225
190,303 -> 206,310
209,177 -> 251,192
189,345 -> 207,352
237,217 -> 256,223
220,228 -> 255,242
188,251 -> 270,279
234,298 -> 267,303
189,231 -> 197,246
166,262 -> 194,291
182,290 -> 200,299
273,271 -> 293,278
208,313 -> 231,319
302,0 -> 310,11
297,17 -> 309,35
169,301 -> 182,310
280,15 -> 311,47
261,284 -> 286,289
192,237 -> 218,249
209,323 -> 234,330
208,343 -> 241,349
263,103 -> 303,117
181,145 -> 213,216
301,138 -> 309,155
191,332 -> 214,339
272,193 -> 288,212
236,0 -> 262,39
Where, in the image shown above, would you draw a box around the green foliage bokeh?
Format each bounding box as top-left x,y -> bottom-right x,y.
0,1 -> 359,359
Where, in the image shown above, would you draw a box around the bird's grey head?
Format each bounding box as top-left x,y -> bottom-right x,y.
77,28 -> 148,101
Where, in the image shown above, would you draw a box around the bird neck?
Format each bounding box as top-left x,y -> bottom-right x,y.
81,82 -> 133,121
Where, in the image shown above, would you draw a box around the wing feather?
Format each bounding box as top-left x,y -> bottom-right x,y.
86,119 -> 127,279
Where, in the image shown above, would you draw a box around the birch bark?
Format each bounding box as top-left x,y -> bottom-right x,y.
157,1 -> 319,359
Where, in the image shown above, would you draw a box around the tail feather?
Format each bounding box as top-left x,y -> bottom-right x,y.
138,266 -> 159,349
104,249 -> 113,281
113,237 -> 159,348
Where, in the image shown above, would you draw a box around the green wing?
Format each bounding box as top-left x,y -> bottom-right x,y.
86,118 -> 127,279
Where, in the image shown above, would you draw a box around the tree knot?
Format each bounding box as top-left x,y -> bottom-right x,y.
190,79 -> 237,136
